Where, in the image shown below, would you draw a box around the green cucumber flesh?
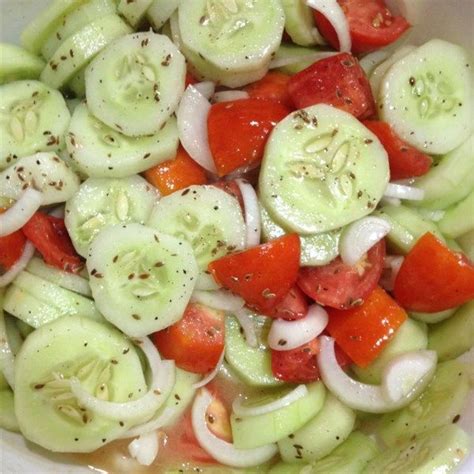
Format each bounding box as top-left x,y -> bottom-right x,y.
278,393 -> 356,463
147,0 -> 179,30
281,0 -> 321,46
118,0 -> 153,28
380,39 -> 473,154
65,175 -> 159,257
0,80 -> 70,170
69,68 -> 86,97
458,229 -> 474,261
0,43 -> 45,84
85,31 -> 185,137
231,381 -> 326,449
16,320 -> 34,339
67,103 -> 178,178
259,104 -> 389,234
410,308 -> 456,324
364,424 -> 470,474
0,372 -> 8,391
438,190 -> 474,239
0,389 -> 20,432
14,316 -> 147,452
272,43 -> 328,75
269,462 -> 306,474
87,223 -> 198,337
378,359 -> 470,447
4,314 -> 24,356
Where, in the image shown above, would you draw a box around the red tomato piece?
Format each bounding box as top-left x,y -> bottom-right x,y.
207,98 -> 290,177
212,180 -> 245,212
243,72 -> 293,108
363,121 -> 432,180
268,286 -> 308,320
22,212 -> 83,273
326,286 -> 407,367
0,230 -> 26,274
393,233 -> 474,313
152,303 -> 225,374
209,234 -> 301,314
313,0 -> 410,54
297,240 -> 386,309
287,53 -> 376,119
185,71 -> 198,87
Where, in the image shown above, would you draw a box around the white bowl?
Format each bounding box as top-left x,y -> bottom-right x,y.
0,0 -> 473,472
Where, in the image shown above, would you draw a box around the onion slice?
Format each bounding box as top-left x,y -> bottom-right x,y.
384,183 -> 425,201
191,289 -> 245,312
339,217 -> 391,266
268,305 -> 328,351
232,384 -> 308,417
177,84 -> 217,173
128,431 -> 159,466
213,91 -> 249,103
0,188 -> 43,237
0,241 -> 35,288
306,0 -> 352,52
236,179 -> 261,248
0,299 -> 15,388
192,389 -> 278,467
193,349 -> 225,389
380,255 -> 404,291
269,51 -> 336,69
234,309 -> 258,348
70,339 -> 175,421
120,407 -> 176,439
193,81 -> 215,100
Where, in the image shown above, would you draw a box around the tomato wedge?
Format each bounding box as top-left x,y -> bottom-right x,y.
22,212 -> 83,273
393,232 -> 474,313
0,230 -> 26,274
287,53 -> 376,119
363,121 -> 432,180
212,180 -> 244,212
243,72 -> 293,108
209,234 -> 301,314
313,0 -> 410,54
297,240 -> 385,309
207,98 -> 290,177
269,286 -> 308,320
326,286 -> 407,367
152,303 -> 225,374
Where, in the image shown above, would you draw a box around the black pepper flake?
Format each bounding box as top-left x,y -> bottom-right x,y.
453,414 -> 461,423
132,314 -> 141,320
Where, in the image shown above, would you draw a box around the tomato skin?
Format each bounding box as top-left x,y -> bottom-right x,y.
207,99 -> 290,177
152,303 -> 225,374
0,231 -> 26,274
326,286 -> 407,367
22,212 -> 83,273
287,53 -> 376,119
393,233 -> 474,313
212,180 -> 245,212
268,286 -> 308,320
313,0 -> 410,54
363,121 -> 432,180
297,240 -> 386,309
243,72 -> 293,108
209,234 -> 301,314
185,72 -> 198,87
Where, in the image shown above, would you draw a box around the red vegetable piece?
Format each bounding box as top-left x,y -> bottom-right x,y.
243,72 -> 293,108
0,230 -> 26,274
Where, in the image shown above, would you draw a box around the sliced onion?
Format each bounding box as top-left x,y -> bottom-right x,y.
191,289 -> 245,312
380,255 -> 404,291
269,51 -> 336,69
0,241 -> 35,288
340,217 -> 392,266
311,27 -> 327,45
177,84 -> 217,173
0,302 -> 15,388
128,431 -> 159,466
306,0 -> 352,52
232,384 -> 308,417
193,350 -> 225,389
268,305 -> 328,351
384,183 -> 425,201
213,91 -> 249,103
192,388 -> 278,467
121,407 -> 176,439
381,196 -> 401,207
0,188 -> 43,237
236,179 -> 261,248
234,308 -> 258,348
193,81 -> 215,100
70,339 -> 175,421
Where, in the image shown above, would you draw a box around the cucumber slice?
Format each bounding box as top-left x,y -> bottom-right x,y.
353,319 -> 428,384
281,0 -> 321,46
87,223 -> 198,337
410,308 -> 456,324
260,104 -> 390,234
458,229 -> 474,261
40,14 -> 132,89
14,316 -> 148,452
278,393 -> 356,463
147,0 -> 179,30
16,320 -> 34,339
118,0 -> 153,27
86,32 -> 185,137
378,359 -> 470,447
273,43 -> 327,75
148,185 -> 246,289
0,372 -> 7,391
438,190 -> 474,239
231,381 -> 326,449
260,205 -> 341,266
364,425 -> 470,474
41,0 -> 117,60
0,390 -> 20,432
380,39 -> 473,154
225,315 -> 283,388
4,314 -> 23,356
67,103 -> 178,178
65,176 -> 158,257
428,301 -> 474,361
69,68 -> 86,97
0,80 -> 70,170
269,462 -> 306,474
0,43 -> 45,84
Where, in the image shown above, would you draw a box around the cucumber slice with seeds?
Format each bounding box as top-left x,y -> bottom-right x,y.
281,0 -> 321,46
260,104 -> 390,234
87,224 -> 198,337
118,0 -> 153,28
0,390 -> 20,432
0,43 -> 45,84
86,32 -> 185,137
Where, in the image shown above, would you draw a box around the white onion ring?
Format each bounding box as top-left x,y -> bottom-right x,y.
128,431 -> 159,466
120,407 -> 176,439
0,299 -> 16,388
340,217 -> 391,266
269,51 -> 337,69
381,255 -> 404,291
384,183 -> 425,201
70,339 -> 175,421
191,289 -> 245,312
236,179 -> 261,248
0,241 -> 35,288
193,81 -> 215,100
177,84 -> 217,173
381,196 -> 401,207
213,91 -> 249,103
306,0 -> 352,52
268,305 -> 328,351
193,350 -> 225,389
0,188 -> 43,237
192,389 -> 278,467
233,309 -> 258,348
232,384 -> 308,417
